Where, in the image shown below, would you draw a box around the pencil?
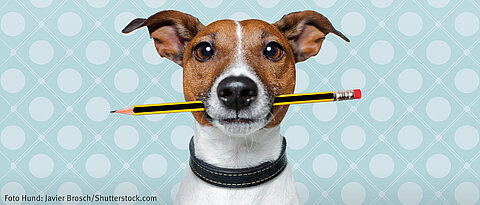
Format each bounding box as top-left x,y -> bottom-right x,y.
111,89 -> 361,116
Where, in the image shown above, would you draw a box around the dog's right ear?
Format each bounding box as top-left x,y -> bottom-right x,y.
122,10 -> 205,66
274,10 -> 349,63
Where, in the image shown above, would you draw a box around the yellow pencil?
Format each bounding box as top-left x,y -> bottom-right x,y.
111,89 -> 361,116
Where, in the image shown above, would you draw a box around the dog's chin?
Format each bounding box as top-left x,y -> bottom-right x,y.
205,112 -> 272,136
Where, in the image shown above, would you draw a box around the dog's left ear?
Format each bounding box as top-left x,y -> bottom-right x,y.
122,10 -> 205,66
274,10 -> 349,63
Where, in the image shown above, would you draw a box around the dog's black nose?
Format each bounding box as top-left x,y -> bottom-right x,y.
217,76 -> 258,110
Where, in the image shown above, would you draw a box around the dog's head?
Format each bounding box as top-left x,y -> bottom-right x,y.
123,10 -> 349,136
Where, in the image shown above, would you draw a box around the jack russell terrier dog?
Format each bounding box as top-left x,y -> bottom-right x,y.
122,10 -> 349,205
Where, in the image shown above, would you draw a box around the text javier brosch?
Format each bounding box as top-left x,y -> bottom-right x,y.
3,194 -> 157,202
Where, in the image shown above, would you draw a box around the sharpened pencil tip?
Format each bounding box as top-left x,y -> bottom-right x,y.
110,110 -> 116,113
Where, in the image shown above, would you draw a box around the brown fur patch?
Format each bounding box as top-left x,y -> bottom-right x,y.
238,20 -> 296,127
182,20 -> 239,125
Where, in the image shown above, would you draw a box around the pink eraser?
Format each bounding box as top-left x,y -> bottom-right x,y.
353,89 -> 361,99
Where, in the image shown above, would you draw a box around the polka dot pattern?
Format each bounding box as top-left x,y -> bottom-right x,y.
0,1 -> 477,204
1,12 -> 25,36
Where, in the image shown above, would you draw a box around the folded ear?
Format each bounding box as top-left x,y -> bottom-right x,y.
122,10 -> 205,66
274,10 -> 349,63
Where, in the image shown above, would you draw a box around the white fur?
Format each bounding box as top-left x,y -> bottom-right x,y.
175,20 -> 301,205
174,123 -> 301,205
204,20 -> 271,136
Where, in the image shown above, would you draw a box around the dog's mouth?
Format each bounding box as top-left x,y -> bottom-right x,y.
202,104 -> 274,135
223,118 -> 255,124
203,107 -> 273,125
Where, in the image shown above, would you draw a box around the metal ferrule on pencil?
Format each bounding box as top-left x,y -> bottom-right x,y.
333,89 -> 356,101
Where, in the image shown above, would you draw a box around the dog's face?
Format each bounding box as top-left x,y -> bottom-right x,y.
123,10 -> 349,135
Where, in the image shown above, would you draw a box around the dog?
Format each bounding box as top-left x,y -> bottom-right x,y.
122,10 -> 349,205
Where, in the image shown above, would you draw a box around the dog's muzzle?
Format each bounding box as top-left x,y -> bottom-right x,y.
217,76 -> 258,111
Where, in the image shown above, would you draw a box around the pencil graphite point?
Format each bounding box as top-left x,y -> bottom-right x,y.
112,107 -> 134,115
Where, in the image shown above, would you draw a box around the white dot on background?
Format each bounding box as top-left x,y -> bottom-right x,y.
29,97 -> 54,122
455,12 -> 479,37
427,0 -> 449,8
455,182 -> 479,205
370,40 -> 394,65
341,12 -> 366,37
144,0 -> 166,8
29,40 -> 54,65
171,183 -> 180,201
426,40 -> 451,65
398,68 -> 423,93
29,154 -> 54,178
114,182 -> 138,205
341,68 -> 366,90
285,125 -> 309,150
57,125 -> 82,150
369,154 -> 394,178
369,97 -> 394,122
341,125 -> 366,150
85,97 -> 109,122
1,12 -> 25,36
295,68 -> 309,93
1,182 -> 25,205
171,69 -> 183,93
257,0 -> 279,8
143,154 -> 167,178
86,40 -> 110,65
398,12 -> 423,36
114,125 -> 138,150
87,0 -> 109,8
398,125 -> 423,150
295,182 -> 310,204
426,154 -> 451,178
143,42 -> 164,65
455,69 -> 479,93
313,154 -> 337,178
200,0 -> 223,8
114,68 -> 139,93
171,125 -> 194,150
30,0 -> 52,8
57,68 -> 82,93
1,68 -> 25,93
143,97 -> 165,122
314,40 -> 337,65
57,182 -> 82,205
57,12 -> 82,36
371,0 -> 392,8
1,126 -> 25,150
341,182 -> 366,205
313,102 -> 337,121
114,12 -> 136,34
86,154 -> 110,178
455,125 -> 479,150
426,97 -> 451,122
230,12 -> 250,21
398,182 -> 423,205
314,0 -> 336,8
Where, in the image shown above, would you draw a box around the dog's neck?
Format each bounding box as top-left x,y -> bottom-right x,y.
193,122 -> 283,169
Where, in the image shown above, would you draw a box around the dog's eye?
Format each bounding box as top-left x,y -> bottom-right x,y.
193,42 -> 214,61
263,42 -> 284,61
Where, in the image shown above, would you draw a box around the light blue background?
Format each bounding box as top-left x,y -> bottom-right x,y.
1,0 -> 480,204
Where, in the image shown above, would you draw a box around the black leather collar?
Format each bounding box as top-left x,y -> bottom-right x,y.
189,137 -> 288,188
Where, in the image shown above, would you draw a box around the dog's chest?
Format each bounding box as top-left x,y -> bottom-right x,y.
174,164 -> 301,205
